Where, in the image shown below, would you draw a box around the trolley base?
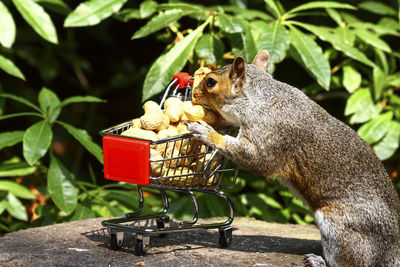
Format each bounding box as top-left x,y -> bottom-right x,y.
101,186 -> 235,255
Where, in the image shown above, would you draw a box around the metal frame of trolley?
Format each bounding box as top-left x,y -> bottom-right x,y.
100,73 -> 239,255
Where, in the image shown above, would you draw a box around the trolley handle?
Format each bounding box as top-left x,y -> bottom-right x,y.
173,72 -> 193,89
160,72 -> 193,108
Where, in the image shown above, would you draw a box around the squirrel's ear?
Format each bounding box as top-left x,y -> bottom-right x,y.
230,56 -> 246,94
252,50 -> 270,71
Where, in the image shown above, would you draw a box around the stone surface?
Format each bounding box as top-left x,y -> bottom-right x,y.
0,217 -> 321,266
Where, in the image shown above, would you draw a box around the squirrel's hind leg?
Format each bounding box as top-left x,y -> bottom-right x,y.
304,254 -> 326,267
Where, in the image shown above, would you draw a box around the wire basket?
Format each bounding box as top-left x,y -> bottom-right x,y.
101,121 -> 237,191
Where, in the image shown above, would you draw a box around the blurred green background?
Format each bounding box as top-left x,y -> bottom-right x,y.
0,0 -> 399,235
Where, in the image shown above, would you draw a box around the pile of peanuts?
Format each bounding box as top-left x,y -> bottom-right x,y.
120,67 -> 222,187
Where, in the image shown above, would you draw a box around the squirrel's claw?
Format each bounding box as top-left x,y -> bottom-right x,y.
187,122 -> 214,144
187,122 -> 214,134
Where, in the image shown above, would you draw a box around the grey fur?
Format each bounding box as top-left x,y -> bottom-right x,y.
188,62 -> 400,267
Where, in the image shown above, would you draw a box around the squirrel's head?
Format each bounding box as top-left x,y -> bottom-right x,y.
192,50 -> 270,124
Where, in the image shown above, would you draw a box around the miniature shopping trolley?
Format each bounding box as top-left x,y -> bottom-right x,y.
100,72 -> 239,255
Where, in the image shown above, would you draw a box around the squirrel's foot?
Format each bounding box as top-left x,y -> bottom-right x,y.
303,254 -> 326,267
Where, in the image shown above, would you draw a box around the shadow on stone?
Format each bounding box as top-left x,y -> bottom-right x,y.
81,222 -> 321,257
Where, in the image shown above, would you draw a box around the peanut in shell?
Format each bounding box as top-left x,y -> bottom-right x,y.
184,105 -> 205,122
164,97 -> 184,122
150,149 -> 165,177
140,111 -> 165,131
143,100 -> 161,113
131,118 -> 141,128
121,127 -> 158,141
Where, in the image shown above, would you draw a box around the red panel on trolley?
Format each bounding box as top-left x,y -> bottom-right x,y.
103,135 -> 150,185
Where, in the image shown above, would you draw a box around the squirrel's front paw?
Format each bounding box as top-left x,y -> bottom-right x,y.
187,122 -> 226,150
187,122 -> 214,144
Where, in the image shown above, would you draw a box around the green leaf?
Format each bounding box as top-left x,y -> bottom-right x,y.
104,202 -> 125,217
0,1 -> 16,48
243,193 -> 287,222
139,0 -> 157,19
326,8 -> 342,25
23,120 -> 53,166
11,0 -> 58,44
6,193 -> 28,221
0,131 -> 25,150
142,18 -> 210,102
389,94 -> 400,106
64,0 -> 128,27
342,65 -> 361,93
114,8 -> 140,22
344,88 -> 382,124
0,112 -> 43,121
101,190 -> 138,207
228,18 -> 257,63
0,181 -> 35,199
289,26 -> 330,90
56,121 -> 103,164
0,93 -> 40,112
230,0 -> 247,8
286,1 -> 355,16
0,84 -> 4,116
292,22 -> 375,68
350,22 -> 400,37
264,0 -> 281,18
156,3 -> 202,11
0,55 -> 25,80
59,95 -> 105,107
132,10 -> 186,39
251,20 -> 290,70
38,87 -> 61,122
290,198 -> 310,214
373,67 -> 386,100
292,213 -> 307,225
373,121 -> 400,160
34,0 -> 71,15
0,200 -> 6,215
70,203 -> 95,221
386,73 -> 400,87
377,18 -> 399,34
374,48 -> 388,74
355,29 -> 391,53
334,26 -> 355,46
47,153 -> 78,215
217,13 -> 243,33
257,193 -> 282,209
0,162 -> 37,177
195,34 -> 224,65
34,204 -> 57,225
222,6 -> 273,21
341,12 -> 362,24
358,1 -> 396,16
357,112 -> 393,144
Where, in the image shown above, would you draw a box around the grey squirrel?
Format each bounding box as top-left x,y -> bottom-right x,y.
187,50 -> 400,266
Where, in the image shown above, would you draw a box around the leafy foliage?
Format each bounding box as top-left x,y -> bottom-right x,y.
0,0 -> 399,234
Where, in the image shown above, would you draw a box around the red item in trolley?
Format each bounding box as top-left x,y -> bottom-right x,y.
101,73 -> 239,255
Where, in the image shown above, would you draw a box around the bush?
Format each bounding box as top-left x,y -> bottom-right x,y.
0,0 -> 399,233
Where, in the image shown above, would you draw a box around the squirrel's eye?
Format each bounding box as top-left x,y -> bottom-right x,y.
206,77 -> 217,88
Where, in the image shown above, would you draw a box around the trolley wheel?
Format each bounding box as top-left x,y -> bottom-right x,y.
135,238 -> 147,256
156,216 -> 169,238
218,226 -> 233,247
110,232 -> 124,250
